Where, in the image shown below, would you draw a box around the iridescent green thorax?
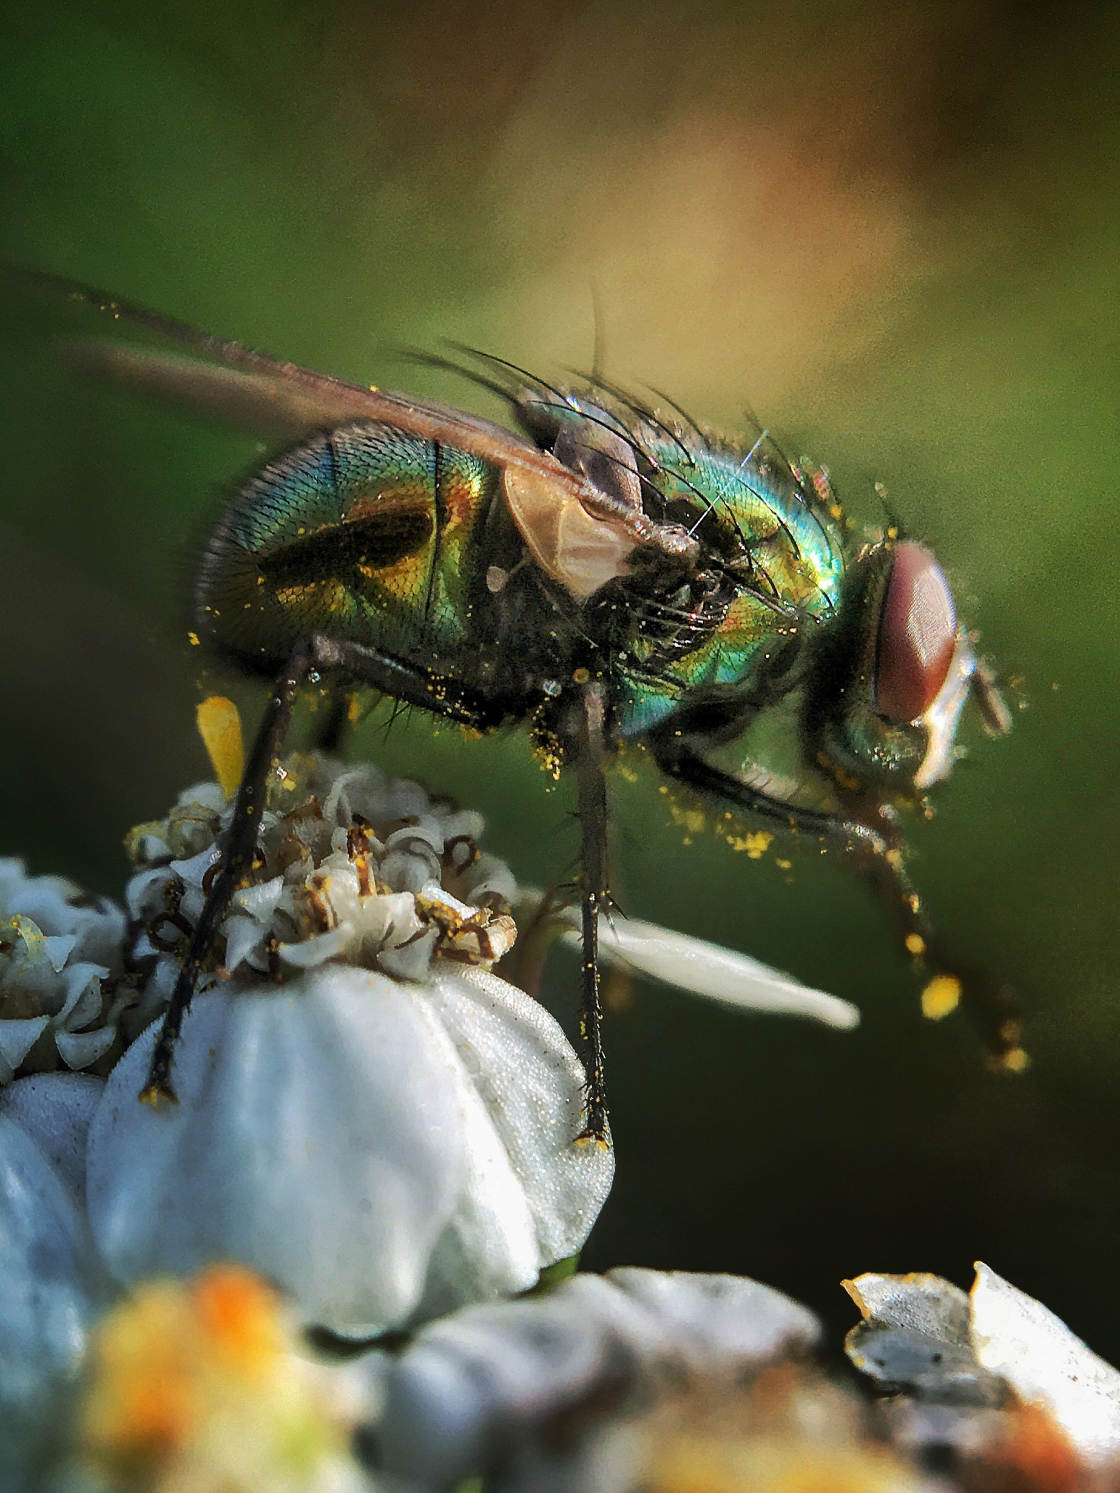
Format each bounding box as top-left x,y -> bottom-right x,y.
609,430 -> 847,735
196,422 -> 502,676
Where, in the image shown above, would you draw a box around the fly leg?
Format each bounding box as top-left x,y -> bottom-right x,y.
142,634 -> 511,1106
314,687 -> 353,755
649,735 -> 1024,1068
575,679 -> 611,1144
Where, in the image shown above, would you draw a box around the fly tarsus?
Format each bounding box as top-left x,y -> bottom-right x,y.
649,736 -> 1025,1070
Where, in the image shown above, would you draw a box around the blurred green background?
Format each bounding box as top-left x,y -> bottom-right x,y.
2,0 -> 1117,1357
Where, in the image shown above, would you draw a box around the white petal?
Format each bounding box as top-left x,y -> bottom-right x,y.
42,932 -> 79,972
277,927 -> 354,967
0,1114 -> 109,1485
410,967 -> 613,1321
410,1078 -> 542,1322
55,962 -> 109,1026
0,1072 -> 104,1204
372,1267 -> 820,1488
841,1270 -> 1000,1400
0,1017 -> 49,1079
971,1260 -> 1120,1466
563,913 -> 858,1028
55,1025 -> 118,1073
232,874 -> 285,922
87,971 -> 470,1332
424,966 -> 615,1267
223,912 -> 267,972
601,1266 -> 821,1366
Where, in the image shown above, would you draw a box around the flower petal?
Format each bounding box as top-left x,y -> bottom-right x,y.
412,967 -> 615,1321
87,971 -> 470,1333
556,910 -> 858,1029
970,1260 -> 1120,1467
0,1072 -> 104,1205
0,1113 -> 110,1485
368,1267 -> 821,1489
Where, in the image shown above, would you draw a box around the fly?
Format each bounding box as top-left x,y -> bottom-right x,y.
34,272 -> 1020,1143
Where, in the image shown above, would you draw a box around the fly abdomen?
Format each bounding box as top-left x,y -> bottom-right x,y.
195,420 -> 504,680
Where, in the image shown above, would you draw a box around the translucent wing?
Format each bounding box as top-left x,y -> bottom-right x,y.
27,270 -> 688,596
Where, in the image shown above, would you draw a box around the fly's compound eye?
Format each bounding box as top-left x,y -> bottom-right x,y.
874,541 -> 958,724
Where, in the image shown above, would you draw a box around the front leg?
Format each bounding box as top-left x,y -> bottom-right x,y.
142,633 -> 512,1106
573,678 -> 612,1144
649,733 -> 1024,1068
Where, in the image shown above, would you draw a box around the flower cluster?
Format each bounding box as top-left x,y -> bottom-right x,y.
6,717 -> 1114,1490
0,859 -> 131,1081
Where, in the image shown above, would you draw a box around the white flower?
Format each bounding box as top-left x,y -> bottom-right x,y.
845,1262 -> 1120,1474
0,1098 -> 112,1487
88,754 -> 612,1334
0,860 -> 131,1081
360,1266 -> 822,1489
125,755 -> 517,1001
88,967 -> 612,1335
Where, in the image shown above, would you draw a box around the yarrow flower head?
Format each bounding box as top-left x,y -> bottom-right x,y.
124,750 -> 519,1006
89,746 -> 614,1335
0,860 -> 131,1082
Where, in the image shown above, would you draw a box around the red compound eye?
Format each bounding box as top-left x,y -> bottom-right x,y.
875,542 -> 958,724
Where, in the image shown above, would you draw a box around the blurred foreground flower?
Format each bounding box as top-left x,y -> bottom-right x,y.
71,1264 -> 369,1493
845,1262 -> 1120,1485
357,1266 -> 932,1492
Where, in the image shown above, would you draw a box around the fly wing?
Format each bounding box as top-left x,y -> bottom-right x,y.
40,271 -> 539,450
67,341 -> 408,444
26,269 -> 698,593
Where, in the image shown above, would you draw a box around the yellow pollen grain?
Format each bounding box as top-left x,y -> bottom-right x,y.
196,696 -> 245,801
572,666 -> 591,685
921,975 -> 962,1020
904,932 -> 926,956
727,829 -> 773,858
574,1132 -> 612,1152
187,630 -> 200,647
668,802 -> 708,836
1001,1046 -> 1031,1074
